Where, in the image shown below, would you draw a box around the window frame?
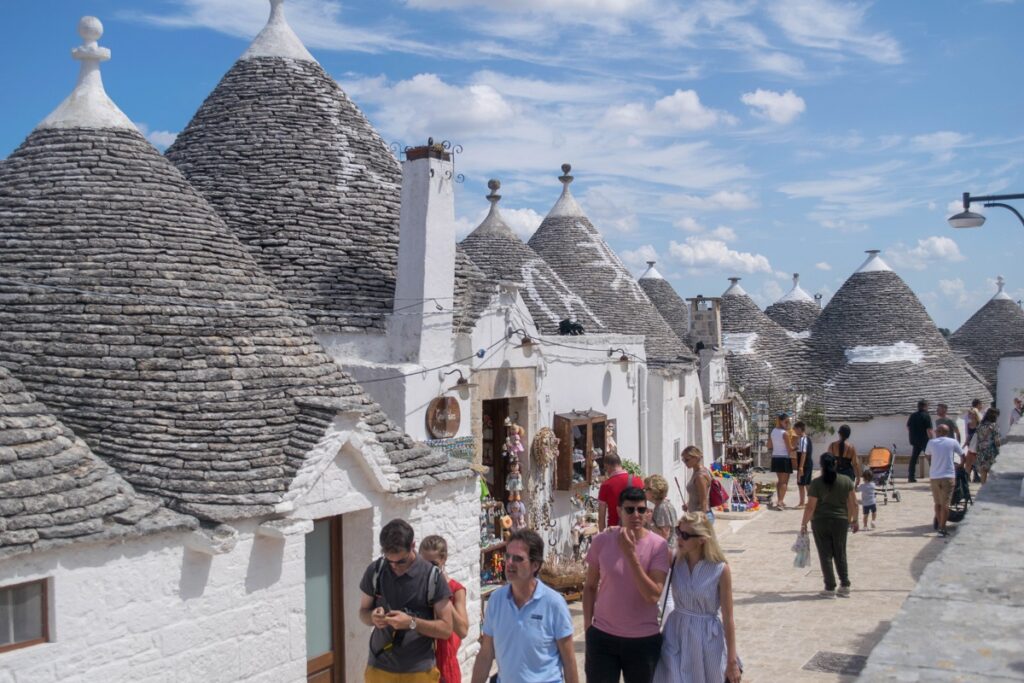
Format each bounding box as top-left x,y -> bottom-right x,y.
0,578 -> 49,655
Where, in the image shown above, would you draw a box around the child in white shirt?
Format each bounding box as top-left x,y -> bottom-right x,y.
858,471 -> 877,529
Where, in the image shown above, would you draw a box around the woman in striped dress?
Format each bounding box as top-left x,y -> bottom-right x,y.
653,512 -> 741,683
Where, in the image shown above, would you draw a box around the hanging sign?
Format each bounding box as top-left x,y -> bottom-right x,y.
426,397 -> 461,438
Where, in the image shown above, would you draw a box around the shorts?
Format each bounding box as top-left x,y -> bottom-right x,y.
771,457 -> 793,474
365,667 -> 441,683
797,462 -> 813,486
862,504 -> 877,515
930,478 -> 954,506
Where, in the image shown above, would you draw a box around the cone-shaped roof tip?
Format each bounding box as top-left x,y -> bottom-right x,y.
547,162 -> 584,218
856,249 -> 893,273
37,16 -> 136,132
639,260 -> 664,280
776,272 -> 815,303
724,277 -> 747,296
242,0 -> 316,62
468,178 -> 514,237
993,275 -> 1012,300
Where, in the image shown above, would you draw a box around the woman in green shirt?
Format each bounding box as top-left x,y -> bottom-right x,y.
800,453 -> 859,598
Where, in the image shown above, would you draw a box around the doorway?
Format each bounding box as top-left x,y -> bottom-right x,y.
306,517 -> 344,683
482,398 -> 511,503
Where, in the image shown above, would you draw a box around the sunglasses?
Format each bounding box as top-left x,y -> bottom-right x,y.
623,505 -> 648,515
504,553 -> 528,564
675,528 -> 698,541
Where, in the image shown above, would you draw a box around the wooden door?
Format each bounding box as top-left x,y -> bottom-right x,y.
306,517 -> 344,683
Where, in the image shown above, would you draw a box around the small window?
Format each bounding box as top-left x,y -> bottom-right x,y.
678,375 -> 686,398
0,579 -> 48,654
673,438 -> 682,463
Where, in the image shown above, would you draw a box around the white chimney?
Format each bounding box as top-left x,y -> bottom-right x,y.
389,140 -> 457,364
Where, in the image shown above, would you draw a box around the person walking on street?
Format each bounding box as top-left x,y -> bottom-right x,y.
1011,397 -> 1023,427
925,424 -> 963,536
359,520 -> 453,683
682,446 -> 715,524
768,414 -> 796,510
827,424 -> 860,482
934,403 -> 960,444
800,454 -> 859,598
969,407 -> 1002,485
584,487 -> 670,683
964,398 -> 984,482
419,536 -> 468,683
793,421 -> 813,508
598,453 -> 644,530
858,471 -> 878,529
644,474 -> 678,547
471,529 -> 579,683
653,513 -> 742,683
906,400 -> 933,483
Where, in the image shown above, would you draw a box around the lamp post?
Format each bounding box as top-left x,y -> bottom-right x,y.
948,191 -> 1024,229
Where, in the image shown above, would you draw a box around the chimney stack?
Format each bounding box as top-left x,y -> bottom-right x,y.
389,139 -> 457,364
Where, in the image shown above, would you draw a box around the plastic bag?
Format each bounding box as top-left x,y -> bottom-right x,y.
791,531 -> 810,568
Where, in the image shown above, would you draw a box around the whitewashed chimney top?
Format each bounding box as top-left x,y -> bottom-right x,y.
547,163 -> 585,218
37,16 -> 136,131
242,0 -> 316,63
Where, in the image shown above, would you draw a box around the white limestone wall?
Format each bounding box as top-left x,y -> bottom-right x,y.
0,522 -> 309,683
997,355 -> 1024,435
644,371 -> 708,514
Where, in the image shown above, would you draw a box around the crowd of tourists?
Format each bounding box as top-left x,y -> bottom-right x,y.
359,450 -> 740,683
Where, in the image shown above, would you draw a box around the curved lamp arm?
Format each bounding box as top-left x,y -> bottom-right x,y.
984,202 -> 1024,229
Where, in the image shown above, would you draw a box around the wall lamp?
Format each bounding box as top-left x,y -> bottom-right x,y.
949,191 -> 1024,229
608,348 -> 631,364
443,368 -> 478,392
507,327 -> 534,349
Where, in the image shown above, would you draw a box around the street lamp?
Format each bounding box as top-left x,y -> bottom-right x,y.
948,191 -> 1024,229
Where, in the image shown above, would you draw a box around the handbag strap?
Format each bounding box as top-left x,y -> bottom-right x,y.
659,557 -> 675,623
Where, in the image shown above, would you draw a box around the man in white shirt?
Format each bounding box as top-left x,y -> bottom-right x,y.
924,424 -> 963,537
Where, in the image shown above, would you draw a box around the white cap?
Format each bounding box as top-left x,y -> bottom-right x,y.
37,16 -> 136,132
855,249 -> 893,274
547,163 -> 585,218
242,0 -> 316,62
638,261 -> 664,280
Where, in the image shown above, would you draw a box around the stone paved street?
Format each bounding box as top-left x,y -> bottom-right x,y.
567,479 -> 952,681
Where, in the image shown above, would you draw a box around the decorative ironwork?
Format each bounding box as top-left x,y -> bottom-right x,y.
441,140 -> 466,183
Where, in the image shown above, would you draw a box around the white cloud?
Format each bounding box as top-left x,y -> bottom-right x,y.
664,190 -> 758,211
709,226 -> 738,242
938,278 -> 971,308
817,218 -> 869,233
912,131 -> 968,162
675,217 -> 706,233
767,0 -> 903,64
622,244 -> 661,271
815,261 -> 832,271
759,279 -> 785,305
741,89 -> 806,124
500,207 -> 545,241
603,89 -> 737,132
135,122 -> 178,150
888,236 -> 966,270
779,174 -> 881,198
667,237 -> 772,273
747,52 -> 807,78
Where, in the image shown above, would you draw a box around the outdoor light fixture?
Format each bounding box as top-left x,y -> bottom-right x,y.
443,368 -> 478,392
507,327 -> 534,349
949,191 -> 1024,229
608,348 -> 631,364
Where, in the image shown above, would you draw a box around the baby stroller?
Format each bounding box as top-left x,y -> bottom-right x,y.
867,446 -> 901,504
948,463 -> 973,523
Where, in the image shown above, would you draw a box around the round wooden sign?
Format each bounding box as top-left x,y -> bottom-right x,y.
426,397 -> 461,439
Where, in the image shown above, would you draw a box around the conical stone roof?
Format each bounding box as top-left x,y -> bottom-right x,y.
765,273 -> 819,334
810,251 -> 990,420
0,364 -> 195,560
461,180 -> 603,335
165,0 -> 401,333
949,276 -> 1024,390
719,277 -> 808,399
637,262 -> 690,345
527,165 -> 693,368
0,18 -> 458,521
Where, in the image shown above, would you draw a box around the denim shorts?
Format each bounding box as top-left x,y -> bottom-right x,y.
862,504 -> 877,515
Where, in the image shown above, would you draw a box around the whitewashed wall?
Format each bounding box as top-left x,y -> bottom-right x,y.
997,355 -> 1024,435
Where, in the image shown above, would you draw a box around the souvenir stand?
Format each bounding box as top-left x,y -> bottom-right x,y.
479,417 -> 528,606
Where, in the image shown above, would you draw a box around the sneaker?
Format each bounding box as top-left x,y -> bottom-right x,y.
908,478 -> 918,483
939,529 -> 948,537
836,586 -> 851,598
819,589 -> 836,598
870,521 -> 876,529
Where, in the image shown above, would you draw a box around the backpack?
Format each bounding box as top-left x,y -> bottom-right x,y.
708,475 -> 730,508
372,557 -> 442,615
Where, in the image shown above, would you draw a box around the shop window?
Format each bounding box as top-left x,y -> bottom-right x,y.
554,410 -> 608,490
0,579 -> 48,654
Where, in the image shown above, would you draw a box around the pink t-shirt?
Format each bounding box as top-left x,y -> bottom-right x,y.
586,528 -> 670,638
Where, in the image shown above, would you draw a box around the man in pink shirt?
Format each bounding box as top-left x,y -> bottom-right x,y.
583,486 -> 670,683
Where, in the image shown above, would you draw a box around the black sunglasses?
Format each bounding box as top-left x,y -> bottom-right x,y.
623,505 -> 648,515
675,528 -> 697,540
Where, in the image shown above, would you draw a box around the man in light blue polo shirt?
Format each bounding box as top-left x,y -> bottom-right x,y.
471,529 -> 579,683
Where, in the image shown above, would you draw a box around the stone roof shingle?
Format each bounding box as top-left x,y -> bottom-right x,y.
948,278 -> 1024,391
637,262 -> 690,346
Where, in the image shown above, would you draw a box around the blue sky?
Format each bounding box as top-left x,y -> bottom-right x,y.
4,0 -> 1024,331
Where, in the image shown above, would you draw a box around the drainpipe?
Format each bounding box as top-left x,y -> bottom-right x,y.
638,365 -> 648,472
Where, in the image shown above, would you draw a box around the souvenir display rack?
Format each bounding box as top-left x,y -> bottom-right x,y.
721,444 -> 758,512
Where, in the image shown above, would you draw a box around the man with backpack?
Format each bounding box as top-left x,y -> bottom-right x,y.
598,453 -> 645,530
359,519 -> 453,682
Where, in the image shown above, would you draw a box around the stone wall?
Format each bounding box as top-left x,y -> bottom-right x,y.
861,422 -> 1024,680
